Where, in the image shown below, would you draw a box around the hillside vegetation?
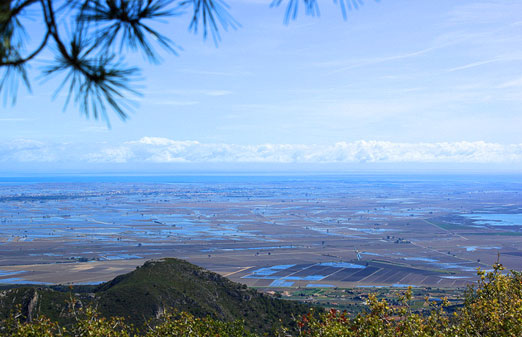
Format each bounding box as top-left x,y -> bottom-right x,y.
0,258 -> 309,334
1,260 -> 521,336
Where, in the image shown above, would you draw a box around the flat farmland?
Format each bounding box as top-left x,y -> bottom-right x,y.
0,175 -> 521,289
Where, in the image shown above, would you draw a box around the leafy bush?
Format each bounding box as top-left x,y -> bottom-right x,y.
294,262 -> 522,337
144,311 -> 254,337
1,263 -> 521,336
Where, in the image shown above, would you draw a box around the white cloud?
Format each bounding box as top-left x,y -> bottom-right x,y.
498,76 -> 522,88
83,147 -> 134,163
446,58 -> 503,72
446,1 -> 522,26
323,46 -> 440,75
0,139 -> 57,162
2,138 -> 522,165
86,138 -> 522,164
151,100 -> 199,106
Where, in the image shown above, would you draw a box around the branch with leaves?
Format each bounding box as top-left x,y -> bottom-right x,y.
0,0 -> 367,123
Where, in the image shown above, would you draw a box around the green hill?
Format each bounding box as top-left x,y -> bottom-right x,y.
1,261 -> 521,336
0,258 -> 310,334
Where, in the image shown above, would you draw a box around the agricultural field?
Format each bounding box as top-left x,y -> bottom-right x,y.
269,285 -> 465,314
0,175 -> 521,290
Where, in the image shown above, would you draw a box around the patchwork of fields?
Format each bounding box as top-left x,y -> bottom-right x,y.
0,175 -> 521,288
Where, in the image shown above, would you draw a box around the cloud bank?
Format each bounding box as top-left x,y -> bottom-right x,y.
2,137 -> 522,165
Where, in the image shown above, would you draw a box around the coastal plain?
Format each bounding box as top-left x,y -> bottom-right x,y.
0,175 -> 521,290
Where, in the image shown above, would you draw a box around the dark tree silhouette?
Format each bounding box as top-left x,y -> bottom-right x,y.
1,0 -> 366,122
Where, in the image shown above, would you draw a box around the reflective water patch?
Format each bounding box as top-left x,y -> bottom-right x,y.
269,279 -> 294,287
318,262 -> 366,269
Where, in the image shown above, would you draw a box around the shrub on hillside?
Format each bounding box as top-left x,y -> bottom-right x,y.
293,263 -> 522,336
1,263 -> 521,336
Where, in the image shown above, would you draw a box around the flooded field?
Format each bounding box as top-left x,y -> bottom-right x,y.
0,175 -> 521,288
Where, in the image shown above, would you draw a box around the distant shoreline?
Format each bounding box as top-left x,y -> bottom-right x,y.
1,172 -> 522,184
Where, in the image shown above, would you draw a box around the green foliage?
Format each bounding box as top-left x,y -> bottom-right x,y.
0,258 -> 309,335
90,258 -> 309,332
145,311 -> 254,337
67,305 -> 131,337
294,262 -> 522,337
2,261 -> 520,336
0,306 -> 252,337
1,0 -> 368,121
459,263 -> 522,336
0,305 -> 63,337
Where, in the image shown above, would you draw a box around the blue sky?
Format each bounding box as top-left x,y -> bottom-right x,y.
1,0 -> 522,173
